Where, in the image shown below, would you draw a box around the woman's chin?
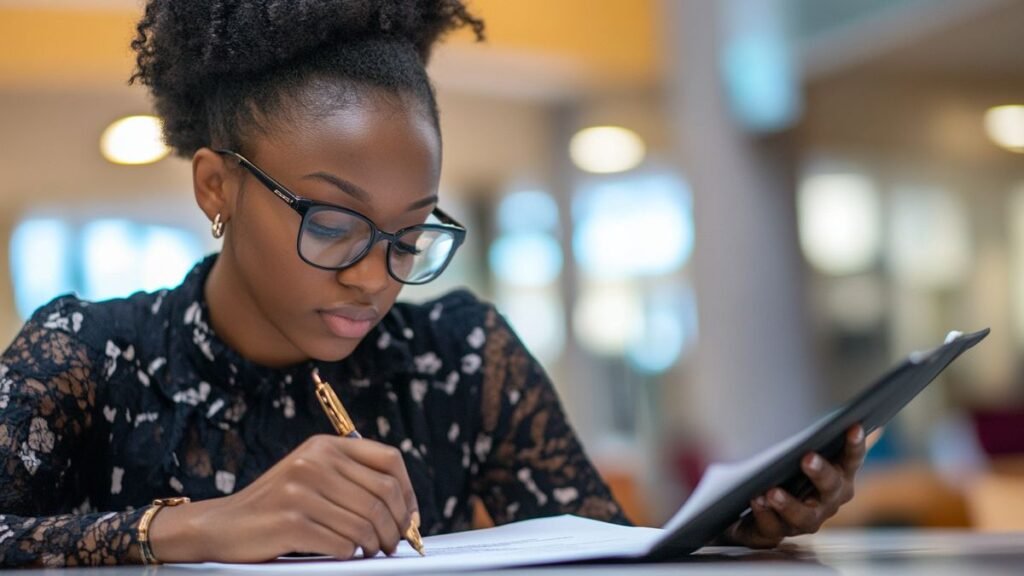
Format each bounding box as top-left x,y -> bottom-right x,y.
303,336 -> 362,364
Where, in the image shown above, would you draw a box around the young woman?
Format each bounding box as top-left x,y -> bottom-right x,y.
0,0 -> 866,567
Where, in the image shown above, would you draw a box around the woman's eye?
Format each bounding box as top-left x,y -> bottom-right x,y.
306,221 -> 350,239
393,241 -> 421,256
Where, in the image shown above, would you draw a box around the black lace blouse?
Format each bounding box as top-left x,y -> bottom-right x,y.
0,254 -> 628,567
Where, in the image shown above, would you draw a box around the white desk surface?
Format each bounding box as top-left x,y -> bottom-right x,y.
6,529 -> 1023,575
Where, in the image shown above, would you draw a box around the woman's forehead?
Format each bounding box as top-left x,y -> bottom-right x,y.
258,96 -> 440,166
246,101 -> 441,216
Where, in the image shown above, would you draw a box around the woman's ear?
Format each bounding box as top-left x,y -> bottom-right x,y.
192,147 -> 237,224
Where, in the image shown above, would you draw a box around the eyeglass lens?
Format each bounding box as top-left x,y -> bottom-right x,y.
297,206 -> 456,283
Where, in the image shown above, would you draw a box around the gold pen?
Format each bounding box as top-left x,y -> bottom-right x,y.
312,368 -> 426,556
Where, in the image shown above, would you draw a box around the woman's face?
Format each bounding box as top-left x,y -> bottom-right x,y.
215,92 -> 441,365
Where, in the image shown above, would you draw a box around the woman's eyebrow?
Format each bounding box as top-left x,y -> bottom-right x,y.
302,172 -> 437,211
407,194 -> 439,211
302,172 -> 369,202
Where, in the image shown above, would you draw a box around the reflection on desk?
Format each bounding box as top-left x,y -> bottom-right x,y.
6,530 -> 1023,576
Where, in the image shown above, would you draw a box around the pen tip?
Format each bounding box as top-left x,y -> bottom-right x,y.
406,524 -> 426,556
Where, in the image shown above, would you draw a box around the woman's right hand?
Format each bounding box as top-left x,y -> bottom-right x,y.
148,434 -> 420,562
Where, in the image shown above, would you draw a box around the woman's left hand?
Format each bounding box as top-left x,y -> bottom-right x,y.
720,424 -> 867,548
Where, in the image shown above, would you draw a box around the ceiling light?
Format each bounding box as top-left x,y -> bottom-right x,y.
797,173 -> 881,276
100,115 -> 170,165
569,126 -> 646,174
984,105 -> 1024,153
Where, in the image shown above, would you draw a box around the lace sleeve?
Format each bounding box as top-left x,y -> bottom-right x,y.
471,307 -> 631,527
0,300 -> 144,566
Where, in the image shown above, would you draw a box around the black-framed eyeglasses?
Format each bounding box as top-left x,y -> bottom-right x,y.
215,148 -> 466,285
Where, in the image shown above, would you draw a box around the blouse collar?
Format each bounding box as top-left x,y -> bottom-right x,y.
166,254 -> 415,397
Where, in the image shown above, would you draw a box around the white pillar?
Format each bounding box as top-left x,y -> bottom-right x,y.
664,0 -> 817,459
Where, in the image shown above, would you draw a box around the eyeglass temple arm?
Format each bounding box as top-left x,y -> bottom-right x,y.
212,148 -> 304,209
432,206 -> 464,229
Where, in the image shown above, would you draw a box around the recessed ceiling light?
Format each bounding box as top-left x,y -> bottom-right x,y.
984,105 -> 1024,154
569,126 -> 646,174
100,115 -> 170,165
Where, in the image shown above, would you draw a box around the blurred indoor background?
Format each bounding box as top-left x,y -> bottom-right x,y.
1,0 -> 1022,531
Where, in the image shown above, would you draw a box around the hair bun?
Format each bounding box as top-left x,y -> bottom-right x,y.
130,0 -> 483,158
133,0 -> 484,89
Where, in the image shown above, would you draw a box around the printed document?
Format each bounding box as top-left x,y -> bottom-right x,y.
174,515 -> 664,573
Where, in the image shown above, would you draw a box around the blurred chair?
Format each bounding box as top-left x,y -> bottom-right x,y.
825,463 -> 971,528
972,408 -> 1024,458
965,408 -> 1024,531
966,464 -> 1024,531
600,468 -> 651,527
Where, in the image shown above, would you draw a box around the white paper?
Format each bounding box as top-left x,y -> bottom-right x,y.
172,515 -> 664,574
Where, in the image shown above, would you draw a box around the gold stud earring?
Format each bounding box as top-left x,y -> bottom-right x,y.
211,213 -> 225,239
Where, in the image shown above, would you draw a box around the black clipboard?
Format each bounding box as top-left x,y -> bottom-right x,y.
643,328 -> 990,561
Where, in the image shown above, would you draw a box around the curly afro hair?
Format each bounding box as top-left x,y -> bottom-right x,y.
130,1 -> 485,158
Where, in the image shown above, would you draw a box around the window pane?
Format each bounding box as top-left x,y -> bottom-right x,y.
140,226 -> 204,292
81,220 -> 205,301
81,219 -> 142,301
573,173 -> 693,280
10,218 -> 74,319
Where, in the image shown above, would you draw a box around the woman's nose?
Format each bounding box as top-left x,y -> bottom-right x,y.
335,241 -> 392,294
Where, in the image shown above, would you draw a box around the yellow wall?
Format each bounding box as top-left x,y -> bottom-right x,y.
0,9 -> 138,88
451,0 -> 659,85
0,2 -> 658,89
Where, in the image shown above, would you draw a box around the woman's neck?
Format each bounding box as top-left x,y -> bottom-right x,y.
203,252 -> 309,369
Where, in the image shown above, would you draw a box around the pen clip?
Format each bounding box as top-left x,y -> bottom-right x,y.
312,368 -> 359,437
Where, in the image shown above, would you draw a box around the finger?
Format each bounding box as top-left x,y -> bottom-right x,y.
802,452 -> 843,503
745,496 -> 788,547
840,424 -> 867,477
332,440 -> 420,524
285,448 -> 401,555
320,463 -> 403,555
767,488 -> 823,534
314,510 -> 380,558
291,493 -> 379,559
293,515 -> 358,560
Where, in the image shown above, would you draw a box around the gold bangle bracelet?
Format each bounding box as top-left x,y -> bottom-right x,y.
138,497 -> 190,565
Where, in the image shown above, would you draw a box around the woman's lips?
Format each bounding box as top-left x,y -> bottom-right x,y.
319,307 -> 378,339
